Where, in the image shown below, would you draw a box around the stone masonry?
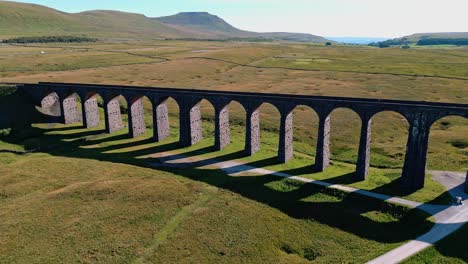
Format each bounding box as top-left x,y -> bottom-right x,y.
215,105 -> 230,150
245,108 -> 260,155
278,111 -> 293,163
315,114 -> 331,171
41,93 -> 61,116
179,101 -> 203,147
23,82 -> 468,192
190,103 -> 203,145
128,97 -> 146,138
104,96 -> 124,133
153,100 -> 170,142
401,113 -> 432,190
356,117 -> 372,181
84,97 -> 100,128
62,95 -> 82,124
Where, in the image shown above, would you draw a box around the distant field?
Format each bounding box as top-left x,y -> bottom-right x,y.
0,40 -> 467,263
1,41 -> 466,172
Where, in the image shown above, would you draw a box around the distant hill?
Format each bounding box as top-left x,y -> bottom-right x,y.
156,12 -> 243,35
0,1 -> 327,42
400,32 -> 468,42
369,32 -> 468,47
155,12 -> 327,42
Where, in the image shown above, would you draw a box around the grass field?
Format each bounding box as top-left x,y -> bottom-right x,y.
0,122 -> 435,263
0,40 -> 467,263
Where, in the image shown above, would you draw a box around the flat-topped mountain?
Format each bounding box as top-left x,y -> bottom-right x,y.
0,1 -> 327,42
156,12 -> 241,33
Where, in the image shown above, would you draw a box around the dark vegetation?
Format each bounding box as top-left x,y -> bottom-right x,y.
1,36 -> 97,44
370,37 -> 468,47
417,38 -> 468,46
369,38 -> 410,48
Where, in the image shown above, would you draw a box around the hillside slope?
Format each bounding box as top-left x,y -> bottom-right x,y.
0,1 -> 327,42
0,1 -> 186,39
403,32 -> 468,42
156,12 -> 327,42
370,32 -> 468,47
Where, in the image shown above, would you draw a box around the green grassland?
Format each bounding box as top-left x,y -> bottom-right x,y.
0,118 -> 434,263
0,40 -> 467,263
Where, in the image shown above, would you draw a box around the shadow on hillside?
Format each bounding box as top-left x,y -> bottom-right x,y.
2,123 -> 449,245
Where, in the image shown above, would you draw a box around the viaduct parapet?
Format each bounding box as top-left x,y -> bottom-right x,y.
19,82 -> 468,192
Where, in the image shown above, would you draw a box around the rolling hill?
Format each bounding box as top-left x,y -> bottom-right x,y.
0,1 -> 327,42
400,32 -> 468,42
370,32 -> 468,47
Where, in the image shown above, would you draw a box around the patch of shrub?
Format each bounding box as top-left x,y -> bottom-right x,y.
450,140 -> 468,149
401,44 -> 410,49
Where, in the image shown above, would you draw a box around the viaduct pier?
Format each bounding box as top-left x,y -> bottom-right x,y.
19,82 -> 468,192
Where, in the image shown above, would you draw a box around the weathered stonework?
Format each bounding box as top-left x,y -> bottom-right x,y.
153,101 -> 170,142
180,101 -> 203,147
315,114 -> 331,171
128,97 -> 146,138
278,111 -> 293,163
62,95 -> 82,124
104,97 -> 124,133
401,113 -> 432,190
215,105 -> 230,150
190,103 -> 203,145
245,108 -> 260,155
24,82 -> 468,192
84,97 -> 100,128
41,93 -> 61,117
356,117 -> 372,181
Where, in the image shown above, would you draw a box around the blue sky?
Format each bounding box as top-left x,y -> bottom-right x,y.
10,0 -> 468,38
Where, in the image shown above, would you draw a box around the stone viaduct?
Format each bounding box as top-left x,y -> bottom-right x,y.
19,82 -> 468,192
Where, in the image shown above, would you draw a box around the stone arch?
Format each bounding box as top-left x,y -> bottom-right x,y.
225,100 -> 247,149
369,111 -> 410,169
198,98 -> 216,145
290,104 -> 320,163
427,115 -> 468,171
245,101 -> 282,156
328,107 -> 362,164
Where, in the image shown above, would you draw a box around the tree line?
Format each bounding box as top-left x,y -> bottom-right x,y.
1,36 -> 97,44
417,38 -> 468,46
369,37 -> 468,48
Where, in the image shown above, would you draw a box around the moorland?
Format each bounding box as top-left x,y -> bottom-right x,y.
0,1 -> 467,263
